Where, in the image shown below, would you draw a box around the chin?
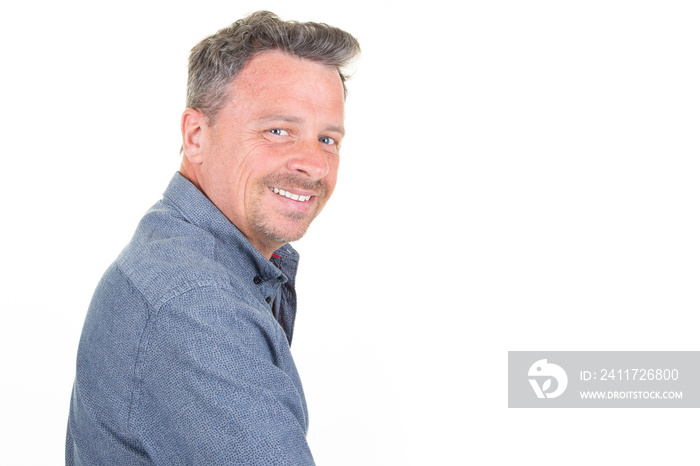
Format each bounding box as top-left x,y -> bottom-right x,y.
255,216 -> 314,245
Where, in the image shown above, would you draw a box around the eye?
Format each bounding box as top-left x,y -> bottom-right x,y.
319,136 -> 336,145
269,128 -> 289,136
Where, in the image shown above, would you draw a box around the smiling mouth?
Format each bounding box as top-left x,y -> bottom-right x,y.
269,187 -> 313,202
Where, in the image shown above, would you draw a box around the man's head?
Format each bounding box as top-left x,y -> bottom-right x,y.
180,11 -> 360,258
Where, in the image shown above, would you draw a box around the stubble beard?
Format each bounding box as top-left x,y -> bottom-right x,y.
249,174 -> 328,245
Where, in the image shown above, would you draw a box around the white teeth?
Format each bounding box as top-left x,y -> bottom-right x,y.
269,187 -> 312,202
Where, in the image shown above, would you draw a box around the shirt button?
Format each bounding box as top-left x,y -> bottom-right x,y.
253,276 -> 262,285
265,297 -> 272,304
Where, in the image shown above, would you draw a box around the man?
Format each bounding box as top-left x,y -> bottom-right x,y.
67,11 -> 359,465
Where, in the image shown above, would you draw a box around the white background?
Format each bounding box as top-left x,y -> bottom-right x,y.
1,1 -> 698,464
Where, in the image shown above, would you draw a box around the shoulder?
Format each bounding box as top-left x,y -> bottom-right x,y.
114,199 -> 256,310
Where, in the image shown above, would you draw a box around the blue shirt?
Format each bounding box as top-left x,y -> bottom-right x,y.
67,173 -> 314,465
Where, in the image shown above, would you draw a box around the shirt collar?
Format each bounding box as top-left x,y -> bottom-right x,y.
161,172 -> 299,286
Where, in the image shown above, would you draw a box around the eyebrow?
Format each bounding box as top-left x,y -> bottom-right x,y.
256,114 -> 345,136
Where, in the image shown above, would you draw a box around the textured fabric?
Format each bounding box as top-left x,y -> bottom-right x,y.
67,172 -> 314,465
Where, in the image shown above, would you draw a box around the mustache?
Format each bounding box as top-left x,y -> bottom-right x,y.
263,174 -> 328,197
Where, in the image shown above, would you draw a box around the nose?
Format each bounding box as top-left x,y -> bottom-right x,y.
286,139 -> 329,180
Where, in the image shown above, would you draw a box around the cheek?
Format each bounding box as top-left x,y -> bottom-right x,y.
223,144 -> 273,188
325,158 -> 340,194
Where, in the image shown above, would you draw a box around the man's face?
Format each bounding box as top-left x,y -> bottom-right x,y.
194,50 -> 345,256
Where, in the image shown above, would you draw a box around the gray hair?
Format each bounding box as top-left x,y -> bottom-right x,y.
186,10 -> 361,125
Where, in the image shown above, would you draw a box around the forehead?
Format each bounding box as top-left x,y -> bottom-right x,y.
226,50 -> 345,116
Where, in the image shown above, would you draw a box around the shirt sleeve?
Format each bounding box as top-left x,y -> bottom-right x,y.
132,285 -> 314,465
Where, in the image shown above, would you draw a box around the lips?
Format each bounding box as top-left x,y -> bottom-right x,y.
269,187 -> 313,202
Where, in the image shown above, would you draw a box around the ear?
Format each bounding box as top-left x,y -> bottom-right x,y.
181,108 -> 206,164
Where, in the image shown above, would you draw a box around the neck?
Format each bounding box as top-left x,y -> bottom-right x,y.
179,160 -> 282,260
